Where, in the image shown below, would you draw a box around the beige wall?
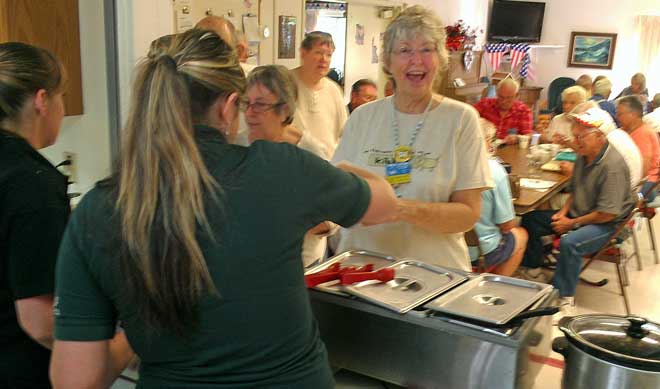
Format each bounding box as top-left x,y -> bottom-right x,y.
344,3 -> 390,101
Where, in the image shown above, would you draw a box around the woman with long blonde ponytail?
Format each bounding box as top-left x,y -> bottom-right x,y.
51,28 -> 397,388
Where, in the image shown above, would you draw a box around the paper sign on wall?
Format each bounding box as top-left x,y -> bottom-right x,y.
243,15 -> 260,42
355,24 -> 364,45
176,12 -> 193,32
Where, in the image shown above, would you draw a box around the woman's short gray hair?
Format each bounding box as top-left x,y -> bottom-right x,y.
381,5 -> 448,76
246,65 -> 298,125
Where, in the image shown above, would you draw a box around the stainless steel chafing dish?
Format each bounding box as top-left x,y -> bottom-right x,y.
309,252 -> 558,389
343,260 -> 468,314
304,250 -> 398,295
424,273 -> 553,325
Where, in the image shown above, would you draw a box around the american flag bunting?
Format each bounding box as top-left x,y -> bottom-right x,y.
485,43 -> 508,72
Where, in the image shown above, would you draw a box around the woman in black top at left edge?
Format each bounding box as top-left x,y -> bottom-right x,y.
0,42 -> 69,388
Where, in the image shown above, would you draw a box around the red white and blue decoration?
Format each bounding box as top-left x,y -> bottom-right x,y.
485,43 -> 534,80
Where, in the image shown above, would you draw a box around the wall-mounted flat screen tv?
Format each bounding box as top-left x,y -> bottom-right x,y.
487,0 -> 545,43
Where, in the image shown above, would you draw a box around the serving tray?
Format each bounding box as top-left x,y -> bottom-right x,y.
424,274 -> 553,325
342,260 -> 468,314
304,250 -> 398,295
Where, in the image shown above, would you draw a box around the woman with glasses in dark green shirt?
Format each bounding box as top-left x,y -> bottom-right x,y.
50,29 -> 396,388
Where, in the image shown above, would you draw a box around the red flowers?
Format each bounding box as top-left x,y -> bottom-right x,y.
445,20 -> 481,51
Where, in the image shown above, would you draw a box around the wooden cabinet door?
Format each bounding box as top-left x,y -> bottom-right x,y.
0,0 -> 83,116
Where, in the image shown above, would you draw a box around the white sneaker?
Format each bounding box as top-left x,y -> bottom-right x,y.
553,297 -> 577,325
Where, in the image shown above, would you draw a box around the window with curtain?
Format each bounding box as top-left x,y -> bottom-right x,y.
637,15 -> 660,94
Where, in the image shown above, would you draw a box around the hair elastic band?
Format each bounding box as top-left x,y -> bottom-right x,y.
156,54 -> 178,70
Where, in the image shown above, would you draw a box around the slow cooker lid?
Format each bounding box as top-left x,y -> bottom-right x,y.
559,315 -> 660,371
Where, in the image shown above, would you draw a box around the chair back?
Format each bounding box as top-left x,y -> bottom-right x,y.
547,77 -> 576,114
465,229 -> 486,273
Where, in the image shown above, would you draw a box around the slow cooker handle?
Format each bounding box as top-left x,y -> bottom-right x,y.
552,336 -> 568,356
626,316 -> 649,339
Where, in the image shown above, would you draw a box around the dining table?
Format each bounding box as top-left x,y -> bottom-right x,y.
496,144 -> 571,215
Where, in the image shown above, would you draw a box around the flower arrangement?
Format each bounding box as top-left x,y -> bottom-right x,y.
445,20 -> 481,51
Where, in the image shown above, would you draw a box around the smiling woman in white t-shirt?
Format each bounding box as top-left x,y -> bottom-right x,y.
332,6 -> 492,271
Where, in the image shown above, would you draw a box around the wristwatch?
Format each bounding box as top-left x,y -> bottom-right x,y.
573,221 -> 582,229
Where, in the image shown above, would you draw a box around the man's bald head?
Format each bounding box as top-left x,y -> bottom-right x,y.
196,16 -> 237,47
195,16 -> 250,62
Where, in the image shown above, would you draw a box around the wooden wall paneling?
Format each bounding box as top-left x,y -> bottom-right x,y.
0,0 -> 83,115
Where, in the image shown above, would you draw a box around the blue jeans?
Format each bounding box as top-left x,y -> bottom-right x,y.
521,211 -> 615,297
554,224 -> 615,296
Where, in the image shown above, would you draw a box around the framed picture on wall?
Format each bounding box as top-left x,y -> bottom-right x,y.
278,16 -> 297,59
567,32 -> 617,69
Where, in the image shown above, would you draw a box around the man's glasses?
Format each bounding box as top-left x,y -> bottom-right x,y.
239,100 -> 284,113
575,129 -> 599,142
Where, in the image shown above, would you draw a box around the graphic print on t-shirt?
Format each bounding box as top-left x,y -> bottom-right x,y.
364,148 -> 439,171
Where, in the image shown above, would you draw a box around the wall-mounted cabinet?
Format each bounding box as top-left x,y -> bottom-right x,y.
0,0 -> 83,116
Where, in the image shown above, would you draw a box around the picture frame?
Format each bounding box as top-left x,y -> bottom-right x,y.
567,32 -> 617,69
278,16 -> 297,59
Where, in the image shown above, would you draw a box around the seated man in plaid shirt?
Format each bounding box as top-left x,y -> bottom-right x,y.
475,78 -> 532,144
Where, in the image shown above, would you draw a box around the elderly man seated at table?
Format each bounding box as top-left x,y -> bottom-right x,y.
521,106 -> 635,317
475,78 -> 532,144
470,121 -> 528,276
617,95 -> 660,200
551,103 -> 642,189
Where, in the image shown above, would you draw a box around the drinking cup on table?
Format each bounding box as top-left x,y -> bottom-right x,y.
518,135 -> 531,149
530,133 -> 541,147
539,149 -> 552,164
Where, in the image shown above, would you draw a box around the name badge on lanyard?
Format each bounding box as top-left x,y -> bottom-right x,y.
386,145 -> 413,185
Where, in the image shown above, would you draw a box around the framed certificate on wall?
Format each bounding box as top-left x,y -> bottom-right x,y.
278,16 -> 297,59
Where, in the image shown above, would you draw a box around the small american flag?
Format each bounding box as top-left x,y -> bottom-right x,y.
510,43 -> 530,72
486,43 -> 508,72
520,52 -> 535,80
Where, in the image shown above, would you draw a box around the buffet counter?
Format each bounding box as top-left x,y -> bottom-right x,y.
310,287 -> 557,389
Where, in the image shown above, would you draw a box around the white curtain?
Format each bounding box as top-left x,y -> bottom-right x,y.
637,15 -> 660,94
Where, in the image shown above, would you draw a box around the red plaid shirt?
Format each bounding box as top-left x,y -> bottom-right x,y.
474,98 -> 532,139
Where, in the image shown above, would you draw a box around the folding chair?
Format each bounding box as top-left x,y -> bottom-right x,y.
579,206 -> 641,315
634,181 -> 660,266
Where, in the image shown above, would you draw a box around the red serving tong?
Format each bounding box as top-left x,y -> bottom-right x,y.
305,263 -> 395,288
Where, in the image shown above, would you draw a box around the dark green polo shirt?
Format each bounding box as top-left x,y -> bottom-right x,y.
54,125 -> 371,388
0,130 -> 70,388
569,142 -> 634,224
